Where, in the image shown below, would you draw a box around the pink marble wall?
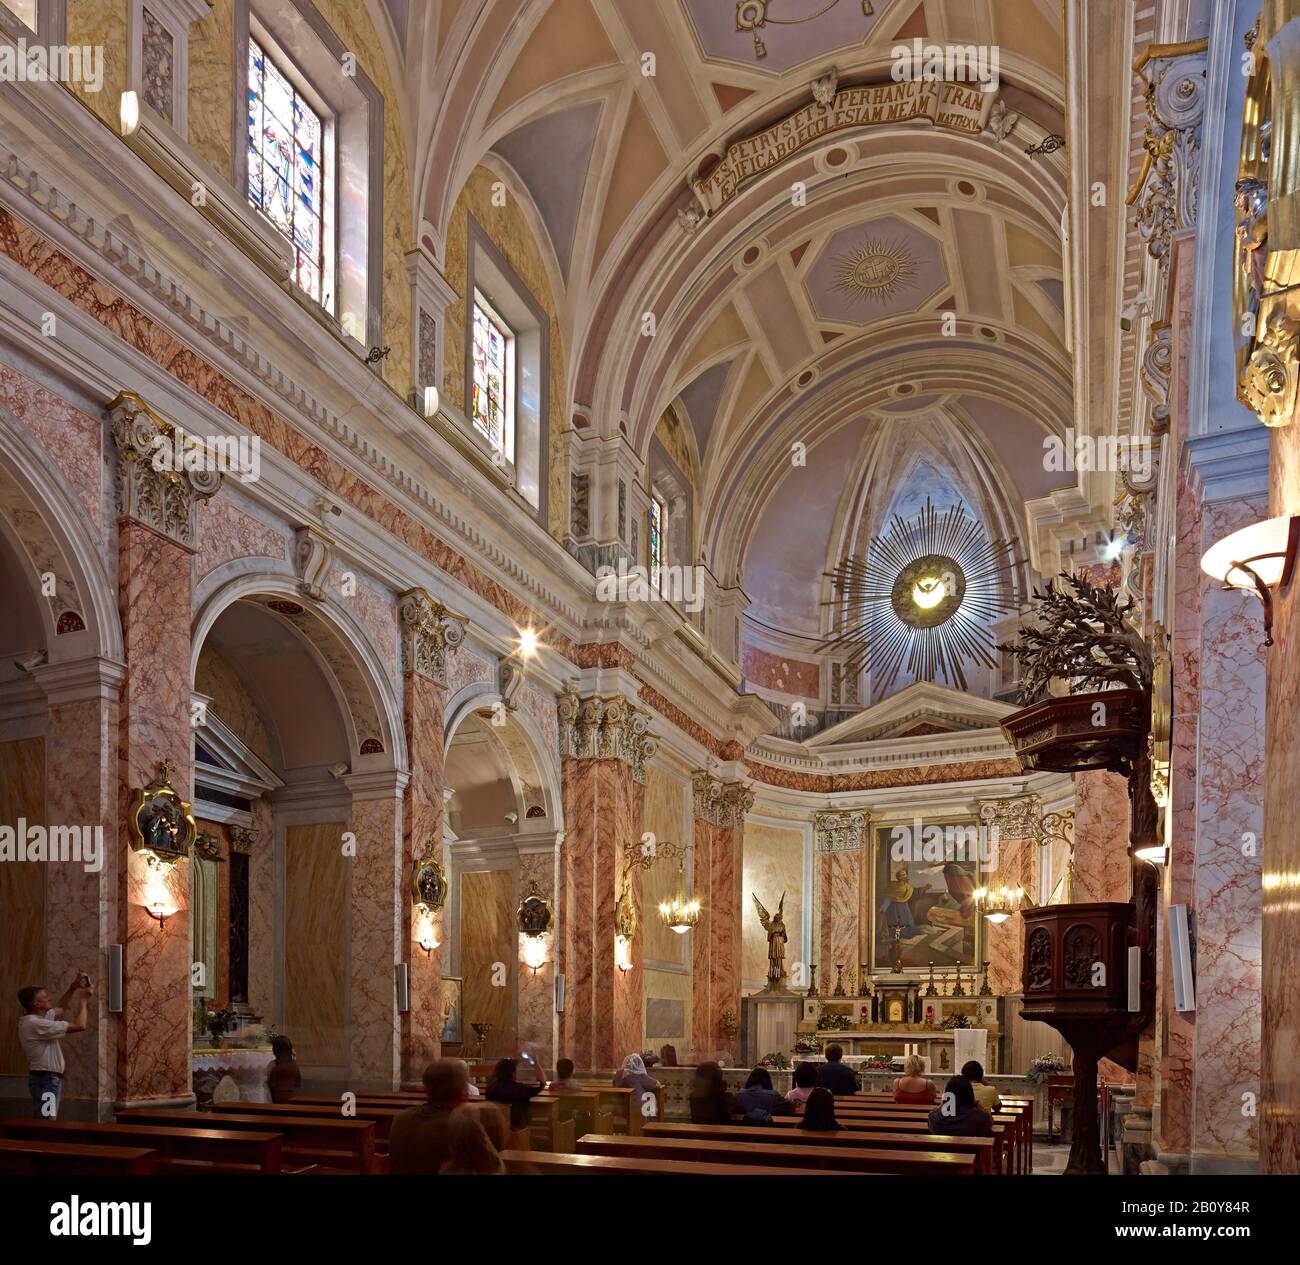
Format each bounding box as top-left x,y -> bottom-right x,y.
1072,771 -> 1132,903
117,522 -> 195,1105
690,817 -> 715,1059
43,677 -> 120,1109
194,495 -> 285,581
0,362 -> 102,530
817,849 -> 864,991
401,672 -> 446,1080
708,819 -> 743,1063
517,848 -> 558,1064
740,645 -> 820,698
329,565 -> 398,682
349,790 -> 403,1089
985,835 -> 1037,995
246,798 -> 274,1018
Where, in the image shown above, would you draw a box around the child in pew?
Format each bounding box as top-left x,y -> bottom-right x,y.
960,1060 -> 1001,1114
547,1057 -> 584,1095
441,1102 -> 508,1175
786,1060 -> 817,1109
798,1087 -> 841,1132
265,1035 -> 302,1104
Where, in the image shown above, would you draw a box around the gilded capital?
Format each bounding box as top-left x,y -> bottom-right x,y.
228,826 -> 258,855
398,588 -> 467,684
976,793 -> 1043,840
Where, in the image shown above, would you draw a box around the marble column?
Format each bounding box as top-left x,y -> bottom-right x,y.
558,688 -> 655,1070
976,795 -> 1045,996
690,773 -> 752,1062
1158,443 -> 1266,1170
813,810 -> 868,994
34,657 -> 125,1111
397,589 -> 465,1080
109,395 -> 219,1108
345,770 -> 408,1090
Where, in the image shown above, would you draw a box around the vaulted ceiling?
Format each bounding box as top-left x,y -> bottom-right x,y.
379,0 -> 1076,643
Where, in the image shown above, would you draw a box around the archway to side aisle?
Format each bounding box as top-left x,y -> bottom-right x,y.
190,578 -> 404,1091
441,691 -> 563,1066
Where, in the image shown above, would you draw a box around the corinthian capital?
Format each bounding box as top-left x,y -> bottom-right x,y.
107,392 -> 221,550
813,808 -> 868,853
976,793 -> 1043,840
557,684 -> 656,783
398,588 -> 467,684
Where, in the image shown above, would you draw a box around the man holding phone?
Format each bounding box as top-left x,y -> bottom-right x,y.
17,973 -> 93,1119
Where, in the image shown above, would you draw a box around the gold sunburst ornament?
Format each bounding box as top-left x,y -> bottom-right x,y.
820,499 -> 1022,693
831,237 -> 918,303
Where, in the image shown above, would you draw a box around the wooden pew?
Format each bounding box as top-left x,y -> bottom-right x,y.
117,1109 -> 377,1175
822,1105 -> 1016,1174
209,1100 -> 401,1144
0,1137 -> 157,1176
0,1118 -> 283,1174
576,1132 -> 974,1175
503,1149 -> 854,1176
546,1090 -> 613,1139
835,1100 -> 1028,1174
673,1121 -> 995,1174
574,1084 -> 646,1133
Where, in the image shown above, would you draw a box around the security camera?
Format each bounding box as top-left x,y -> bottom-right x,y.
328,762 -> 349,778
504,811 -> 519,825
14,651 -> 47,673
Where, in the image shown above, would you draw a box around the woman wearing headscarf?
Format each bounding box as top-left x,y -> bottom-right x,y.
613,1052 -> 660,1121
689,1061 -> 734,1123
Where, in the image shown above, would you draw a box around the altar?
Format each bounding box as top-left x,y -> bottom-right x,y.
192,1046 -> 274,1104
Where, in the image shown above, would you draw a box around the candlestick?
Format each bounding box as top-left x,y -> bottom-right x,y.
807,963 -> 819,997
925,961 -> 937,997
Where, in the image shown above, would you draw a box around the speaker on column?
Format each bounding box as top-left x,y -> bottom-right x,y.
107,944 -> 123,1013
1168,903 -> 1196,1012
396,963 -> 409,1013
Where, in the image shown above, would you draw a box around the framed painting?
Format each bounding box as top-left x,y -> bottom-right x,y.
869,822 -> 981,972
439,974 -> 463,1045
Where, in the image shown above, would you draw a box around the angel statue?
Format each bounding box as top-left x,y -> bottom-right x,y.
753,892 -> 788,993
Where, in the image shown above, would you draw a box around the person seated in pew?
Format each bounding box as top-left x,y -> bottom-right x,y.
892,1053 -> 939,1104
814,1044 -> 859,1096
613,1053 -> 660,1119
799,1087 -> 841,1132
454,1059 -> 482,1098
486,1056 -> 545,1147
734,1066 -> 796,1123
265,1034 -> 302,1104
389,1059 -> 472,1175
547,1057 -> 584,1095
961,1060 -> 1000,1114
927,1074 -> 994,1138
786,1059 -> 817,1109
689,1061 -> 735,1124
441,1102 -> 508,1175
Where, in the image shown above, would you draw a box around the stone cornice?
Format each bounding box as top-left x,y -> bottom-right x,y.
1179,425 -> 1271,503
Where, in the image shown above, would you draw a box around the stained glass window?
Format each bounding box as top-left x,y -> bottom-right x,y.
247,38 -> 325,304
471,296 -> 511,453
649,493 -> 666,592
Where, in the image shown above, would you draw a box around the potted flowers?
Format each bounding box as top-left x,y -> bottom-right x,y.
202,1007 -> 238,1049
759,1051 -> 790,1070
1026,1053 -> 1069,1083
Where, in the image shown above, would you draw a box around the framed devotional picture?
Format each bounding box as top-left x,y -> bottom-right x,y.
870,822 -> 981,972
440,975 -> 463,1046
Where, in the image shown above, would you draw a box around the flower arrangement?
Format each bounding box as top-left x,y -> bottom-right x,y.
861,1056 -> 895,1071
201,1007 -> 239,1046
759,1051 -> 790,1070
1026,1053 -> 1069,1082
939,1012 -> 971,1030
817,1012 -> 853,1032
793,1034 -> 823,1054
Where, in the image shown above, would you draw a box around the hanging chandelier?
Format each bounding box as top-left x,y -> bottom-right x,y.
658,858 -> 701,934
973,883 -> 1027,924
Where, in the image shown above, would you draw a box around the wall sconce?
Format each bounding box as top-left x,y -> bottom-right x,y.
615,934 -> 634,973
120,91 -> 140,136
415,906 -> 440,956
145,898 -> 178,928
521,935 -> 548,975
1134,842 -> 1168,864
1200,514 -> 1300,646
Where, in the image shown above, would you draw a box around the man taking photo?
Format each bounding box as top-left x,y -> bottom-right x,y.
17,974 -> 92,1119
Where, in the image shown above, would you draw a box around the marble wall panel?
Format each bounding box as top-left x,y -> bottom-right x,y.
742,821 -> 804,991
740,646 -> 821,698
188,0 -> 233,176
0,736 -> 45,1075
283,822 -> 347,1071
329,565 -> 398,683
642,766 -> 688,967
517,848 -> 557,1064
460,868 -> 515,1060
194,495 -> 286,582
246,798 -> 274,1018
349,794 -> 402,1088
1072,771 -> 1132,903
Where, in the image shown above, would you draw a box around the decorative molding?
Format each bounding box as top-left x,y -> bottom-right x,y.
397,588 -> 467,684
1126,41 -> 1208,263
293,525 -> 333,601
228,826 -> 258,855
976,793 -> 1043,840
107,391 -> 221,549
556,684 -> 657,783
691,770 -> 753,827
813,808 -> 868,853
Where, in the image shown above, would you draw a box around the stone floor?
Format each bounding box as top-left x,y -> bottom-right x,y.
1030,1139 -> 1125,1174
